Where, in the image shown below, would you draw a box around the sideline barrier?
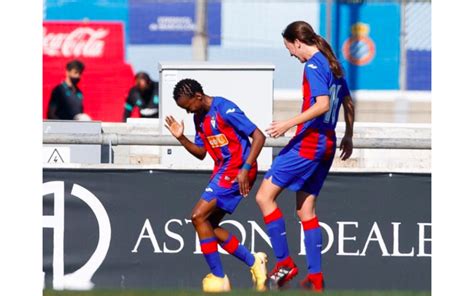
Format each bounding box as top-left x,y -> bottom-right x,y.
43,169 -> 431,291
43,133 -> 431,150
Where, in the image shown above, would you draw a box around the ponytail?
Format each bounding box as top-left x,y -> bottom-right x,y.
313,35 -> 344,79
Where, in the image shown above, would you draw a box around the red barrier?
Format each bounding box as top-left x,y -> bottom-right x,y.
43,21 -> 137,122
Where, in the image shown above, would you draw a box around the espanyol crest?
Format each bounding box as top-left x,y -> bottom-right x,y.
342,22 -> 376,66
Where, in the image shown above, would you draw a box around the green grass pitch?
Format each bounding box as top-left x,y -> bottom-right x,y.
43,289 -> 431,296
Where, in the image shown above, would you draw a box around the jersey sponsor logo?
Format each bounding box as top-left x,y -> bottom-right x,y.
206,134 -> 229,148
225,108 -> 236,114
307,64 -> 318,69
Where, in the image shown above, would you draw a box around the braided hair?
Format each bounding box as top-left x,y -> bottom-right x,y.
173,79 -> 204,101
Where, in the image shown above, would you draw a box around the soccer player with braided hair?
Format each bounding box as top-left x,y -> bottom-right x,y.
165,78 -> 268,292
255,21 -> 355,292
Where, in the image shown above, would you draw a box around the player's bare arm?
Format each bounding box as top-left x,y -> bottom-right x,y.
265,95 -> 330,138
237,128 -> 266,197
165,115 -> 207,160
340,95 -> 355,160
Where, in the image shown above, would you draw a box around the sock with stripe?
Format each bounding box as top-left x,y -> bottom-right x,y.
264,207 -> 291,263
200,237 -> 225,277
220,234 -> 255,267
302,216 -> 323,274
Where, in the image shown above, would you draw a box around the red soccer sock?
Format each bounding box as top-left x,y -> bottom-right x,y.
308,272 -> 324,290
277,255 -> 296,268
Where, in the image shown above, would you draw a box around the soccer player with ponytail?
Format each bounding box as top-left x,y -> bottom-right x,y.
255,21 -> 355,291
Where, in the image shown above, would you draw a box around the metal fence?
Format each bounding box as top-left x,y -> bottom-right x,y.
42,122 -> 431,172
43,132 -> 431,149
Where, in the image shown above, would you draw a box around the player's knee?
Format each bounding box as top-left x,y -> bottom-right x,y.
296,209 -> 315,222
255,190 -> 268,208
191,211 -> 205,227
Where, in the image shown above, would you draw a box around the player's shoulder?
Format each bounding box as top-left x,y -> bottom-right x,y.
305,52 -> 330,73
213,96 -> 231,105
214,96 -> 239,113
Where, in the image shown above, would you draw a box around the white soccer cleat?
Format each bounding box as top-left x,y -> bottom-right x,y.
202,273 -> 231,293
250,252 -> 268,291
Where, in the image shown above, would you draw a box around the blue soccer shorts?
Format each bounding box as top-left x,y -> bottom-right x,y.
264,148 -> 335,196
200,181 -> 243,214
201,167 -> 257,214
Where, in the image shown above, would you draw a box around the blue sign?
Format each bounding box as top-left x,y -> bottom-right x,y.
320,2 -> 401,90
44,0 -> 129,42
128,0 -> 221,45
45,0 -> 128,22
407,50 -> 431,90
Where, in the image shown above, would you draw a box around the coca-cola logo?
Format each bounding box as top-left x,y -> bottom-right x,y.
43,27 -> 109,58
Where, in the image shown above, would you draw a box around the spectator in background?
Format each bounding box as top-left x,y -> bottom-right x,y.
123,72 -> 160,121
47,60 -> 91,121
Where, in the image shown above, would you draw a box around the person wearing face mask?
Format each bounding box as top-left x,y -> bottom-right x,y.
122,72 -> 160,121
47,60 -> 89,120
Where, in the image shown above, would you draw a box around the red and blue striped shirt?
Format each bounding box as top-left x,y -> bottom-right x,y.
194,97 -> 257,188
287,52 -> 350,160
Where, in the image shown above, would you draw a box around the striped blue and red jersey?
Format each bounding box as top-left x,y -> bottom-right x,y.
286,51 -> 350,160
193,97 -> 257,188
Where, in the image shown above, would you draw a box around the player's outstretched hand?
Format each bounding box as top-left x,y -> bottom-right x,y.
165,115 -> 184,139
266,120 -> 291,138
339,135 -> 353,161
236,169 -> 250,197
